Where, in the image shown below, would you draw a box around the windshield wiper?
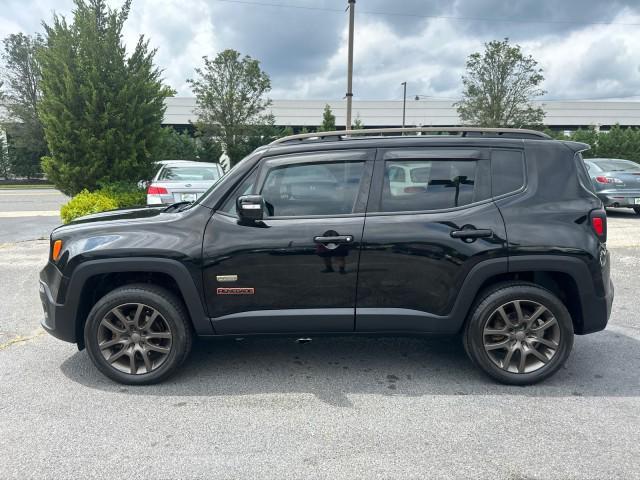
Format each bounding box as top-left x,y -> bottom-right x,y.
162,201 -> 193,212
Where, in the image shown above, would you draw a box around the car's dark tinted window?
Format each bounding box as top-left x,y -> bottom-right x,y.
220,168 -> 259,215
491,150 -> 525,197
381,159 -> 488,212
261,161 -> 364,217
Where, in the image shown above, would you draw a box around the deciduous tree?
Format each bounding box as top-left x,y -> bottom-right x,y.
188,49 -> 273,167
1,33 -> 48,178
455,38 -> 546,127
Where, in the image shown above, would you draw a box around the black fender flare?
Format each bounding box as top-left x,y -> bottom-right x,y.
508,254 -> 609,334
63,258 -> 213,341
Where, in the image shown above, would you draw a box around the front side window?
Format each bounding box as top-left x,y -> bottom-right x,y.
381,159 -> 487,212
220,168 -> 259,215
261,161 -> 365,217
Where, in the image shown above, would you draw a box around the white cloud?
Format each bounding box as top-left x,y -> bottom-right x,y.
1,0 -> 640,102
121,0 -> 219,95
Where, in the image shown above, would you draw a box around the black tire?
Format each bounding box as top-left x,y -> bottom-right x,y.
633,207 -> 640,215
463,282 -> 574,385
84,284 -> 193,385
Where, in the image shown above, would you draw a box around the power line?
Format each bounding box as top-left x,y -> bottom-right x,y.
210,0 -> 640,27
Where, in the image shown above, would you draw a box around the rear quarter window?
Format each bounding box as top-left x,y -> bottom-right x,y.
491,150 -> 525,197
575,153 -> 597,194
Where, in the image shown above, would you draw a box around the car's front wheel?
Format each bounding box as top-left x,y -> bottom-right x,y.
84,284 -> 192,385
633,207 -> 640,215
463,282 -> 574,385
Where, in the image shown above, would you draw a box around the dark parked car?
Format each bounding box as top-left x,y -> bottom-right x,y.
39,127 -> 613,385
583,158 -> 640,214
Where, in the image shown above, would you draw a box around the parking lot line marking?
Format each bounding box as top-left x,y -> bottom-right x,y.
0,191 -> 61,196
0,211 -> 60,218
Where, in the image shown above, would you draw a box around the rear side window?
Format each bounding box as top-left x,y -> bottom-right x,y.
381,159 -> 490,212
491,150 -> 525,197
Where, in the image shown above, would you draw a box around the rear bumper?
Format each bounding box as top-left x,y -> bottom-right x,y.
39,262 -> 76,344
597,191 -> 640,208
578,278 -> 614,334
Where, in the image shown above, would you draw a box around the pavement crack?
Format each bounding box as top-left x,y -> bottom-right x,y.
0,329 -> 45,351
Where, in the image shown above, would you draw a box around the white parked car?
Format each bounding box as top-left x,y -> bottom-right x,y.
146,160 -> 224,206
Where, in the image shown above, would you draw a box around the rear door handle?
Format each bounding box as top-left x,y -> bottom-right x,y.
450,229 -> 493,239
314,235 -> 354,244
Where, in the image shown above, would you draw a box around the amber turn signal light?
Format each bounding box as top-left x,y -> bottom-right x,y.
52,239 -> 63,261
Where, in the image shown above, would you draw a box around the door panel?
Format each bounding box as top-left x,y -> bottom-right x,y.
202,149 -> 374,335
355,149 -> 507,333
204,213 -> 365,334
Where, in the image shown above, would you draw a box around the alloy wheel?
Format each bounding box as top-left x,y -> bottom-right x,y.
97,303 -> 173,375
482,299 -> 561,374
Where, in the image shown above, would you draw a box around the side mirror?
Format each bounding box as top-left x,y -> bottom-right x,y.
236,195 -> 265,223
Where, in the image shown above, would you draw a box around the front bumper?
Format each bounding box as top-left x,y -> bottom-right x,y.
39,262 -> 76,344
597,190 -> 640,208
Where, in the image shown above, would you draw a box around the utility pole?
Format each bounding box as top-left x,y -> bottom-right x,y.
401,81 -> 407,129
346,0 -> 356,130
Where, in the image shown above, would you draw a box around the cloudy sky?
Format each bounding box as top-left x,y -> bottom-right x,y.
2,0 -> 640,101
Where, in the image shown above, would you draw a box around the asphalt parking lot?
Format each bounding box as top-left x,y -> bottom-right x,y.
0,189 -> 67,243
1,191 -> 639,479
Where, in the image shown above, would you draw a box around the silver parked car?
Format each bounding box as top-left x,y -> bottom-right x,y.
146,160 -> 224,206
583,158 -> 640,215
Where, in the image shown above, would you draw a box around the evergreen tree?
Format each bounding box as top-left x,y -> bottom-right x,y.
38,0 -> 173,195
320,104 -> 336,131
571,127 -> 600,158
352,114 -> 364,130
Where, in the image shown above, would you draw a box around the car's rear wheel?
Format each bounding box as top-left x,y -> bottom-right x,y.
633,207 -> 640,215
84,284 -> 192,385
463,282 -> 574,385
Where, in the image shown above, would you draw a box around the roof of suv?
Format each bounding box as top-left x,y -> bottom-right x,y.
259,127 -> 588,156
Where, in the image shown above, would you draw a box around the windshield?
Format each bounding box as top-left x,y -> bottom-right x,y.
159,165 -> 221,181
593,159 -> 640,172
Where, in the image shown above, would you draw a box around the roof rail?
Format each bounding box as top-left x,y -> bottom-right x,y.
269,126 -> 551,145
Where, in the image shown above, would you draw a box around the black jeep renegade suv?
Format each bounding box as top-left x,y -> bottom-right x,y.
39,127 -> 614,385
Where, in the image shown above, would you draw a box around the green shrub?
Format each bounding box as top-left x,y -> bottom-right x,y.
60,189 -> 119,224
97,182 -> 146,209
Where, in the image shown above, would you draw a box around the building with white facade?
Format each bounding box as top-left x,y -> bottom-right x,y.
164,97 -> 640,132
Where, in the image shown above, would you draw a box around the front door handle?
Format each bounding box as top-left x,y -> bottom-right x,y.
314,235 -> 354,244
450,228 -> 493,239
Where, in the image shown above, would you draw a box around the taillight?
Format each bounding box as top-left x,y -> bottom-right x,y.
147,185 -> 168,195
595,176 -> 623,184
590,209 -> 607,242
592,217 -> 604,236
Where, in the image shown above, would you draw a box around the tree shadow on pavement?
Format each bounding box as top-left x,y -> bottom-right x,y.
60,330 -> 640,407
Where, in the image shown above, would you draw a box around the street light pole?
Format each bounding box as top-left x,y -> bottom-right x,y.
401,81 -> 407,129
346,0 -> 356,130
